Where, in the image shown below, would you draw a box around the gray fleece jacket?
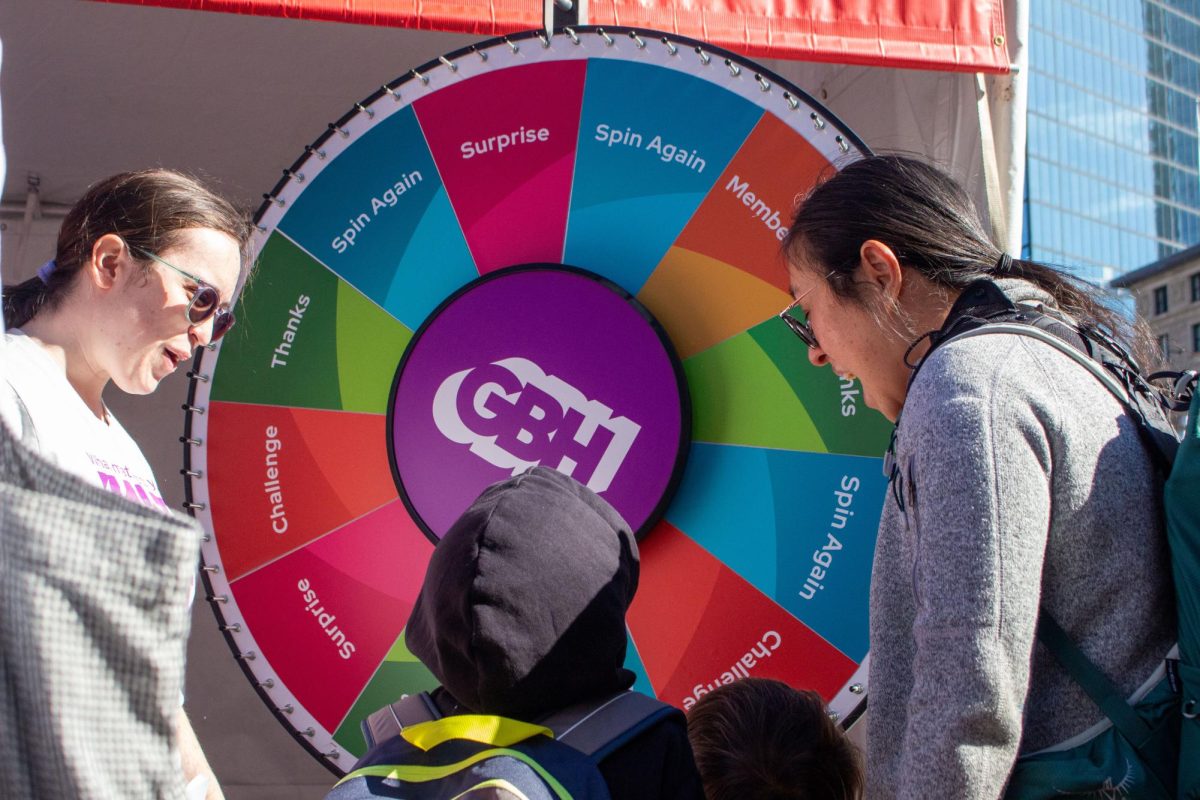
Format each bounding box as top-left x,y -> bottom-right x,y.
866,279 -> 1176,799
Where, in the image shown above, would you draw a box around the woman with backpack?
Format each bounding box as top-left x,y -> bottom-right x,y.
779,155 -> 1177,798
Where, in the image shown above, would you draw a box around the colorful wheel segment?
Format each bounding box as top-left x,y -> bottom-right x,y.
183,27 -> 893,774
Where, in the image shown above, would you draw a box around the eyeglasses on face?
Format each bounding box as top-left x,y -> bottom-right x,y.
778,290 -> 819,350
123,238 -> 236,342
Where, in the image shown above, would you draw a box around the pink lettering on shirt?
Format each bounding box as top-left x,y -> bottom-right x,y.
97,470 -> 168,510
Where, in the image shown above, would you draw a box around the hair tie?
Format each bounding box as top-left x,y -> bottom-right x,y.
994,252 -> 1013,274
36,259 -> 57,285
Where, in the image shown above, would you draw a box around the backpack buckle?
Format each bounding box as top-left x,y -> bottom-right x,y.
1173,370 -> 1197,410
1148,370 -> 1198,412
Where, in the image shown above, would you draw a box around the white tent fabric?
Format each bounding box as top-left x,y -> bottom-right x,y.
1,0 -> 1026,278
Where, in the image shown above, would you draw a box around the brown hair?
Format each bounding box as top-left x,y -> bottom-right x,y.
3,169 -> 253,329
783,154 -> 1158,368
687,679 -> 862,800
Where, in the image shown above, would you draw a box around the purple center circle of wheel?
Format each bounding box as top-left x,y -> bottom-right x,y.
387,264 -> 690,540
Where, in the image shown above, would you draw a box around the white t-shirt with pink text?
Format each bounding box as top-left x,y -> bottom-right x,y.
0,329 -> 168,512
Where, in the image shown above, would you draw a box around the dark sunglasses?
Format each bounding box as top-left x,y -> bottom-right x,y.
124,240 -> 236,342
778,289 -> 819,350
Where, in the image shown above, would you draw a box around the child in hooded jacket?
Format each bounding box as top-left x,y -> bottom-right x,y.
346,467 -> 704,800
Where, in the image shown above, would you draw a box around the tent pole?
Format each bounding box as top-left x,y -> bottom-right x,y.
984,0 -> 1030,256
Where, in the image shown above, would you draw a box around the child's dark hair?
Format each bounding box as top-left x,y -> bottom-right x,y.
3,169 -> 252,329
687,678 -> 862,800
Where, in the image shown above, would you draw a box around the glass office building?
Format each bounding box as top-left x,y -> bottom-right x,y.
1024,1 -> 1200,284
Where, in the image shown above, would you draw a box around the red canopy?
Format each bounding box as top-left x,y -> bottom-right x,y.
88,0 -> 1009,73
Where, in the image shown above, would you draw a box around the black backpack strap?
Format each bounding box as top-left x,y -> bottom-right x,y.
946,322 -> 1128,404
1037,612 -> 1179,795
536,691 -> 679,762
361,691 -> 443,750
916,279 -> 1181,470
907,280 -> 1086,390
944,320 -> 1180,469
1037,612 -> 1155,747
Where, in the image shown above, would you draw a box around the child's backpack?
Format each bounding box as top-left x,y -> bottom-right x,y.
326,690 -> 679,800
906,279 -> 1199,799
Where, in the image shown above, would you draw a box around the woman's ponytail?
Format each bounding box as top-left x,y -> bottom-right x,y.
3,259 -> 76,330
3,276 -> 50,329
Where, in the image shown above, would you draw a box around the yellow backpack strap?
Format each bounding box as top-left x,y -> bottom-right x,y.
401,716 -> 554,751
335,747 -> 573,799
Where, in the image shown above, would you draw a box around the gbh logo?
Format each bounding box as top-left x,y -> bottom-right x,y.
431,357 -> 641,492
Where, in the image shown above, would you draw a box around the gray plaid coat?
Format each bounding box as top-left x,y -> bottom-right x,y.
0,415 -> 199,799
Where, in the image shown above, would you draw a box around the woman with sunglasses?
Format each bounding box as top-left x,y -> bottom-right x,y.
779,155 -> 1175,799
3,169 -> 247,496
2,169 -> 252,800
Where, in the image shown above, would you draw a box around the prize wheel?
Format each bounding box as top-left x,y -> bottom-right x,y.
183,26 -> 894,773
